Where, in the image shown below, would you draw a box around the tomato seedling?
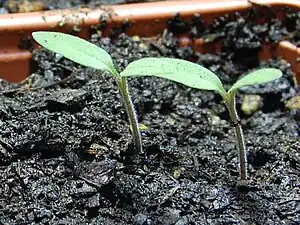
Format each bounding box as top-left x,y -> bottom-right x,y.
121,57 -> 282,181
33,32 -> 282,181
32,31 -> 143,153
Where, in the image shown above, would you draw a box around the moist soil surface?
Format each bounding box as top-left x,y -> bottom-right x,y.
0,9 -> 300,225
0,0 -> 161,14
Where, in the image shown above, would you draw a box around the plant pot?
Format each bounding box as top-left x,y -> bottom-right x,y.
0,0 -> 299,224
1,0 -> 299,83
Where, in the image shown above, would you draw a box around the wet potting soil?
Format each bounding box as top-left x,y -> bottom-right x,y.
283,7 -> 300,47
239,6 -> 300,48
0,10 -> 300,225
0,0 -> 162,14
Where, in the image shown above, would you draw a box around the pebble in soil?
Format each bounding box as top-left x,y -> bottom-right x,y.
0,12 -> 300,225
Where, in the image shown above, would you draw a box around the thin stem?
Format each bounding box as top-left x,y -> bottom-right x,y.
118,77 -> 143,153
226,94 -> 247,181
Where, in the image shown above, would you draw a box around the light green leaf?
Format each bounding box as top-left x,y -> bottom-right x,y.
121,57 -> 226,97
32,31 -> 118,76
228,68 -> 282,93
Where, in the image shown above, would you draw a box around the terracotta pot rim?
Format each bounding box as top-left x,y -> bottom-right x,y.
249,0 -> 300,8
0,0 -> 252,33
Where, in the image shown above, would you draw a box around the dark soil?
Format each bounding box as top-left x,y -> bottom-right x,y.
0,8 -> 300,225
247,6 -> 300,47
0,0 -> 162,14
283,7 -> 300,47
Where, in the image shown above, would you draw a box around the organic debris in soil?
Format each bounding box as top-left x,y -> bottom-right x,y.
0,10 -> 300,225
0,0 -> 162,13
167,6 -> 300,47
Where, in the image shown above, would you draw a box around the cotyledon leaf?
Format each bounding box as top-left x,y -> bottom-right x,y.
228,68 -> 282,94
121,57 -> 227,97
32,31 -> 118,76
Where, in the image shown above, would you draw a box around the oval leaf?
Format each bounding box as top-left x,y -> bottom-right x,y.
121,57 -> 226,96
229,68 -> 282,93
32,31 -> 117,76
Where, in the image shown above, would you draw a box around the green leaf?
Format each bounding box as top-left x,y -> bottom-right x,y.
228,68 -> 282,93
32,31 -> 118,76
121,57 -> 227,97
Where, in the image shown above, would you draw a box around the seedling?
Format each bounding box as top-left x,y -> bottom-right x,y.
120,57 -> 282,181
32,31 -> 143,153
32,32 -> 282,181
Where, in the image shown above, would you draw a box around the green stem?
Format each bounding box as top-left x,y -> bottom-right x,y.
226,95 -> 247,181
118,77 -> 143,153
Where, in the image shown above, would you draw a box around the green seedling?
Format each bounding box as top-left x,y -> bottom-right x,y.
32,32 -> 282,181
32,31 -> 143,153
120,57 -> 282,181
